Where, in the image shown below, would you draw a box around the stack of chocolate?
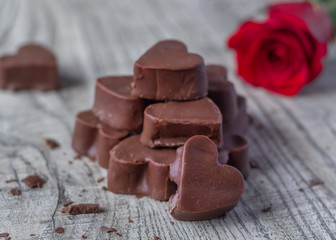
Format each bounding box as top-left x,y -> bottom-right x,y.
72,40 -> 250,221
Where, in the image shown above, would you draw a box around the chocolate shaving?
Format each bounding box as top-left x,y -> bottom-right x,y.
128,219 -> 134,223
102,186 -> 108,191
21,175 -> 45,188
97,176 -> 105,183
81,235 -> 87,239
262,207 -> 272,213
74,154 -> 82,160
249,159 -> 260,169
309,178 -> 324,187
54,227 -> 64,234
30,234 -> 36,236
5,179 -> 17,184
61,204 -> 99,215
68,161 -> 73,165
9,188 -> 21,196
169,221 -> 174,225
154,235 -> 159,240
62,200 -> 74,207
115,233 -> 122,237
100,226 -> 116,233
44,138 -> 59,149
0,233 -> 9,237
298,188 -> 304,192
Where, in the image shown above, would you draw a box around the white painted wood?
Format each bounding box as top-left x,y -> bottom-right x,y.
0,0 -> 335,239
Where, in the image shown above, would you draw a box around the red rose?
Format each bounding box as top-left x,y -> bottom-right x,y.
228,2 -> 333,96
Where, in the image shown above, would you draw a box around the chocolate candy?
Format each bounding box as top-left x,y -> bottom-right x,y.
224,134 -> 250,179
92,76 -> 145,131
72,111 -> 128,168
0,44 -> 59,91
140,97 -> 222,148
169,135 -> 244,221
207,65 -> 248,135
132,40 -> 207,100
108,135 -> 177,201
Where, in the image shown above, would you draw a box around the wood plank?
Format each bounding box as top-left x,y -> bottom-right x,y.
0,0 -> 335,239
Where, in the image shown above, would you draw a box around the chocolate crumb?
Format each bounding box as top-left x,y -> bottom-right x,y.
78,194 -> 82,197
62,200 -> 73,207
100,226 -> 116,233
4,237 -> 11,240
74,154 -> 82,160
97,176 -> 105,183
0,233 -> 9,237
154,235 -> 159,240
88,156 -> 95,162
5,179 -> 17,184
81,235 -> 87,239
21,175 -> 45,188
102,186 -> 108,191
9,188 -> 21,196
169,221 -> 174,225
62,204 -> 99,215
262,207 -> 272,213
87,173 -> 92,177
115,232 -> 122,237
298,188 -> 304,192
44,138 -> 59,149
128,219 -> 134,223
68,161 -> 73,165
309,178 -> 324,187
54,227 -> 64,234
30,234 -> 36,236
249,160 -> 260,169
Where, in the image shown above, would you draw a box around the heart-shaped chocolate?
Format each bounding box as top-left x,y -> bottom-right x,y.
92,76 -> 145,131
140,97 -> 222,148
132,40 -> 207,100
107,135 -> 177,201
0,44 -> 59,91
169,135 -> 244,221
72,110 -> 128,168
206,64 -> 248,135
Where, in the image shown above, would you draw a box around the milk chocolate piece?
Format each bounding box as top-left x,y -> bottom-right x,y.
108,135 -> 177,201
21,175 -> 45,188
169,135 -> 244,221
132,40 -> 207,100
140,97 -> 222,148
224,134 -> 250,179
72,110 -> 128,168
0,44 -> 59,91
54,227 -> 64,234
207,65 -> 248,135
9,188 -> 21,196
61,204 -> 99,215
92,76 -> 145,131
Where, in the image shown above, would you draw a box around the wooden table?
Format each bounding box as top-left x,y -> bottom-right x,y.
1,0 -> 335,239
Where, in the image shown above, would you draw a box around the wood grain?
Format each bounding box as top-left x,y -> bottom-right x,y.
0,0 -> 335,239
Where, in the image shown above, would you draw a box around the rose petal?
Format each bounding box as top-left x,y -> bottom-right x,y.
269,2 -> 334,43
